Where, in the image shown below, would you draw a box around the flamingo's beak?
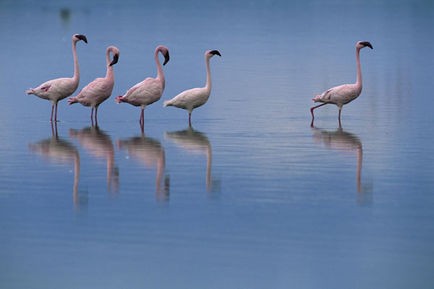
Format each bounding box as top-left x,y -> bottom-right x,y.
77,34 -> 88,43
361,41 -> 373,49
110,54 -> 119,66
163,51 -> 170,66
210,50 -> 221,57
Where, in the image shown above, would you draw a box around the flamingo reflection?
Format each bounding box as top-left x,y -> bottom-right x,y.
165,127 -> 219,193
311,126 -> 371,204
118,134 -> 169,201
28,122 -> 82,207
69,125 -> 119,193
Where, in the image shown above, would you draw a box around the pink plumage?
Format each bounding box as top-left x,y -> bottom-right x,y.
26,34 -> 87,122
310,41 -> 373,127
68,46 -> 120,126
164,50 -> 221,126
116,45 -> 170,129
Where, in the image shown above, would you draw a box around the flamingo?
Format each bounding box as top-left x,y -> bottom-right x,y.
26,34 -> 88,122
115,45 -> 170,129
164,49 -> 221,126
310,41 -> 373,127
68,46 -> 120,125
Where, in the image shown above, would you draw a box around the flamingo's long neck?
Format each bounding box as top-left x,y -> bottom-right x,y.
355,47 -> 362,88
155,49 -> 165,89
105,50 -> 114,80
204,55 -> 212,93
72,40 -> 80,83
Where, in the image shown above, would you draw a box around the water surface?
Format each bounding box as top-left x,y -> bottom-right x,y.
1,0 -> 434,288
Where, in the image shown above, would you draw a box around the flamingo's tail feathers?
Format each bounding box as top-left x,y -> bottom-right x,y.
115,96 -> 124,104
68,97 -> 78,105
163,100 -> 172,107
25,89 -> 34,95
312,95 -> 323,102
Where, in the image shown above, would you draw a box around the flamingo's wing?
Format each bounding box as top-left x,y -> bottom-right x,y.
77,78 -> 114,102
165,87 -> 206,110
314,84 -> 356,104
27,77 -> 76,99
124,77 -> 163,106
327,84 -> 360,104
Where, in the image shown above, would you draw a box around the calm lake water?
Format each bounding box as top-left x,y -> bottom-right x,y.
1,0 -> 434,288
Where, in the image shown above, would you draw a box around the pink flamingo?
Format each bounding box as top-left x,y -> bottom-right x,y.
26,34 -> 87,122
164,50 -> 221,126
310,41 -> 373,127
115,45 -> 170,128
68,46 -> 120,125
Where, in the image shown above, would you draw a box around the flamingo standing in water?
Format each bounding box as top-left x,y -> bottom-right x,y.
164,50 -> 221,126
68,46 -> 120,125
26,34 -> 88,122
115,45 -> 170,128
310,41 -> 373,127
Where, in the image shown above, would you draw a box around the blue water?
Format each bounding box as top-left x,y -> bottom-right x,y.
1,0 -> 434,288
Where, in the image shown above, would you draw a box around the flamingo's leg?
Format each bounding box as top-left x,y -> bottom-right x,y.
310,103 -> 327,127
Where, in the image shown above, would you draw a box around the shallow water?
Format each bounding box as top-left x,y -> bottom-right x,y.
1,0 -> 434,288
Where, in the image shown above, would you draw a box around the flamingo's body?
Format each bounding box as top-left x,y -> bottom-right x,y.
68,46 -> 119,125
164,50 -> 221,126
26,34 -> 87,122
115,45 -> 170,128
310,41 -> 373,127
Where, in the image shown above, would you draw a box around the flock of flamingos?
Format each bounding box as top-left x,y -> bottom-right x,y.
26,34 -> 373,128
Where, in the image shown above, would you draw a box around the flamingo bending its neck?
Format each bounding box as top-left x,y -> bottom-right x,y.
164,50 -> 221,126
68,46 -> 120,126
310,41 -> 373,127
115,45 -> 170,129
26,34 -> 87,122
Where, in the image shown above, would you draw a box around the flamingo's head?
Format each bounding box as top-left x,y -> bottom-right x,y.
73,34 -> 88,44
156,45 -> 170,66
357,41 -> 373,50
108,46 -> 120,66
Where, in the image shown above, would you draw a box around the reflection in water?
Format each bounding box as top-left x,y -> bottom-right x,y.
69,125 -> 119,194
118,134 -> 169,201
165,127 -> 219,193
28,123 -> 82,207
311,126 -> 371,204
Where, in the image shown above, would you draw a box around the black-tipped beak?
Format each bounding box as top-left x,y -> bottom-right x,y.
163,51 -> 170,66
210,50 -> 222,57
110,54 -> 119,66
77,34 -> 88,43
361,41 -> 373,49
